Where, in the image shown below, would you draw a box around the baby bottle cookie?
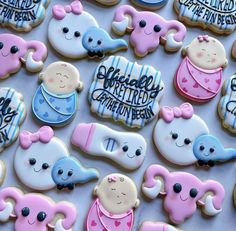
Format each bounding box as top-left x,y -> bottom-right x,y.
32,62 -> 83,127
112,5 -> 186,57
174,35 -> 227,102
142,164 -> 225,224
140,222 -> 181,231
71,123 -> 147,170
89,56 -> 165,128
0,187 -> 77,231
86,173 -> 140,231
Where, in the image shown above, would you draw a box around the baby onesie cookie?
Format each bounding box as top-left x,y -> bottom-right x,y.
0,0 -> 49,32
0,160 -> 5,186
95,0 -> 120,6
153,103 -> 209,166
142,164 -> 225,224
218,74 -> 236,133
131,0 -> 168,10
0,88 -> 26,152
89,56 -> 165,128
140,222 -> 181,231
48,0 -> 98,59
0,33 -> 47,79
71,123 -> 147,170
32,62 -> 83,127
112,5 -> 186,57
86,173 -> 140,231
82,27 -> 128,59
174,35 -> 227,102
14,126 -> 70,191
193,134 -> 236,167
174,0 -> 236,34
52,156 -> 99,190
0,187 -> 77,230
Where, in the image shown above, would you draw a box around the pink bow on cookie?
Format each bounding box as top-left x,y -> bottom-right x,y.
53,0 -> 83,20
160,103 -> 194,123
108,176 -> 117,183
19,126 -> 54,149
198,35 -> 209,42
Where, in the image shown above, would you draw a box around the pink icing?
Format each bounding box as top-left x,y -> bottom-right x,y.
19,126 -> 54,149
113,5 -> 186,56
143,165 -> 225,224
0,34 -> 47,78
140,222 -> 170,231
175,57 -> 222,102
86,199 -> 133,231
0,187 -> 77,231
197,35 -> 209,42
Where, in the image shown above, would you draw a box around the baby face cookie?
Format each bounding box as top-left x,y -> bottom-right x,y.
218,74 -> 236,133
175,35 -> 227,102
86,174 -> 139,231
89,56 -> 165,128
174,0 -> 236,34
153,103 -> 209,166
14,126 -> 70,191
131,0 -> 168,10
48,0 -> 98,59
0,187 -> 77,231
112,5 -> 186,57
0,88 -> 26,152
142,165 -> 225,224
32,62 -> 83,127
140,222 -> 181,231
71,123 -> 147,170
0,0 -> 49,32
52,156 -> 99,190
0,160 -> 5,186
0,34 -> 47,79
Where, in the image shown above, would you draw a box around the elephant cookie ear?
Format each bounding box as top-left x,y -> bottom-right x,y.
24,52 -> 44,73
165,33 -> 183,52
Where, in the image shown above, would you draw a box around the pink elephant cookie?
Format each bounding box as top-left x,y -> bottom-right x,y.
174,35 -> 228,102
0,187 -> 77,231
86,173 -> 140,231
142,165 -> 225,224
112,5 -> 186,57
0,34 -> 47,79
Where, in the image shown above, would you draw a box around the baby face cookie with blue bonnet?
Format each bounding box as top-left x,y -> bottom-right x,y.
32,62 -> 83,127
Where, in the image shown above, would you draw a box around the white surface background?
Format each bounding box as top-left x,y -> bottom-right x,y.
0,0 -> 236,230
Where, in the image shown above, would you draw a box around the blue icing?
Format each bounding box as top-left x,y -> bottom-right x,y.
32,84 -> 77,125
51,157 -> 99,190
193,134 -> 236,167
132,0 -> 168,8
82,27 -> 128,58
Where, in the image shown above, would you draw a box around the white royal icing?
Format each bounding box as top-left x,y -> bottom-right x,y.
142,179 -> 162,199
0,202 -> 13,222
203,195 -> 222,216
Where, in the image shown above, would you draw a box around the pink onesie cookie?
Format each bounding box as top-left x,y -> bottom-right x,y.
174,35 -> 228,102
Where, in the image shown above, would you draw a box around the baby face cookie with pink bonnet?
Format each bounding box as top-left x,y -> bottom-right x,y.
86,173 -> 140,231
174,35 -> 227,102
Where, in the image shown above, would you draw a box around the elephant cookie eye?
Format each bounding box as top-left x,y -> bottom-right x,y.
139,20 -> 146,28
68,170 -> 73,176
29,158 -> 36,165
136,149 -> 141,156
97,40 -> 102,45
173,183 -> 182,193
171,132 -> 178,140
184,138 -> 191,145
62,27 -> 69,33
10,46 -> 19,54
22,207 -> 30,217
199,145 -> 205,151
122,145 -> 129,152
209,148 -> 215,153
88,37 -> 93,42
0,42 -> 3,49
189,188 -> 198,198
154,25 -> 161,32
42,163 -> 49,170
37,211 -> 47,222
58,169 -> 63,175
74,31 -> 80,37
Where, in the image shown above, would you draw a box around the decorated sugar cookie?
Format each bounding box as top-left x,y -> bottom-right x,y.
82,27 -> 128,59
0,187 -> 77,230
234,184 -> 236,207
0,88 -> 26,152
48,0 -> 99,59
140,222 -> 181,231
52,156 -> 99,190
32,62 -> 83,127
153,103 -> 209,166
142,165 -> 225,224
0,160 -> 5,186
174,35 -> 227,102
0,34 -> 47,79
95,0 -> 120,5
0,0 -> 49,32
86,173 -> 140,231
14,126 -> 70,191
89,56 -> 165,128
218,74 -> 236,133
112,5 -> 186,57
131,0 -> 168,10
174,0 -> 236,34
71,123 -> 147,170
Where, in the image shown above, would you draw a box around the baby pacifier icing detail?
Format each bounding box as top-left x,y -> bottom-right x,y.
0,34 -> 47,79
0,187 -> 77,231
32,62 -> 83,127
142,165 -> 225,224
71,123 -> 147,170
86,173 -> 140,231
112,5 -> 186,57
89,56 -> 165,128
174,35 -> 227,102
